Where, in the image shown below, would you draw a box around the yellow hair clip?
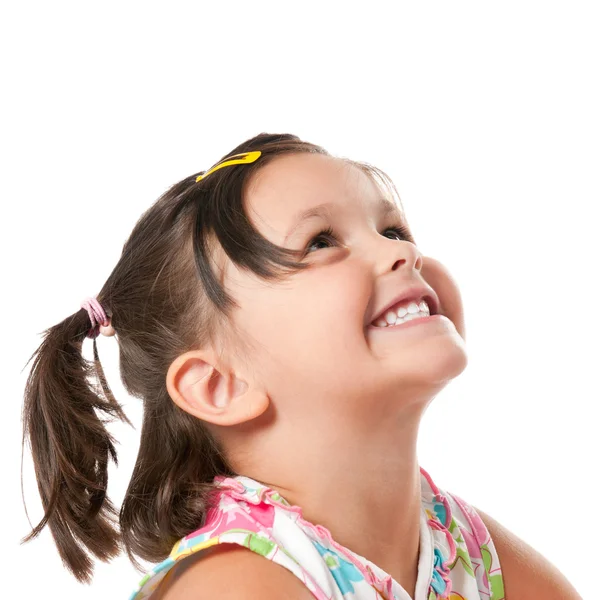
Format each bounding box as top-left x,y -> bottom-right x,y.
195,150 -> 262,182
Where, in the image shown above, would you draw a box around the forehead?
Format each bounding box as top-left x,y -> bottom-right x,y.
245,153 -> 387,226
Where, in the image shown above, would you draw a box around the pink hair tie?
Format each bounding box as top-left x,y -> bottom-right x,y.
80,296 -> 116,339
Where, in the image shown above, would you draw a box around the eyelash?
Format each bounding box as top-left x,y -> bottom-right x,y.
306,224 -> 412,253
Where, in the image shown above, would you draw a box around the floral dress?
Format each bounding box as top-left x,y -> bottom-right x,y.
128,466 -> 505,599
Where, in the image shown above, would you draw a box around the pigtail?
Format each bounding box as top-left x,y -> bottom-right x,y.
20,306 -> 132,584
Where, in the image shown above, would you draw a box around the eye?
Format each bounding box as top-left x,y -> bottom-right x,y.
305,224 -> 413,254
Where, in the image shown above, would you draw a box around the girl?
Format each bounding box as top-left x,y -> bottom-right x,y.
21,133 -> 581,600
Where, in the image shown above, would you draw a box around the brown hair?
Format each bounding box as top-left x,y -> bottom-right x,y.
20,132 -> 407,584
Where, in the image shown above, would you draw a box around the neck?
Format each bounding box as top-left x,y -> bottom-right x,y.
239,405 -> 425,598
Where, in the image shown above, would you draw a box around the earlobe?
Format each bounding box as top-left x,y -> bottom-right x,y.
165,351 -> 269,426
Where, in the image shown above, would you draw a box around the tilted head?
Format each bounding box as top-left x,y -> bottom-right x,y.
21,132 -> 466,583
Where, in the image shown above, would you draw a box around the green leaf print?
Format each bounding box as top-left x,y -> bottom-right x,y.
489,573 -> 506,600
449,545 -> 475,578
481,544 -> 505,600
243,532 -> 276,557
482,544 -> 492,572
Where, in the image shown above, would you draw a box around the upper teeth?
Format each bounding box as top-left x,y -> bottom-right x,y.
372,297 -> 431,327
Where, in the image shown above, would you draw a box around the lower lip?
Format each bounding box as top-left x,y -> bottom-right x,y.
368,314 -> 444,331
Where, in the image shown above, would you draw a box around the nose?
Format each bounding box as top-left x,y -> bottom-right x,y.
373,236 -> 422,278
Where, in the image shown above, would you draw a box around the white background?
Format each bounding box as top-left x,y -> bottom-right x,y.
2,1 -> 598,598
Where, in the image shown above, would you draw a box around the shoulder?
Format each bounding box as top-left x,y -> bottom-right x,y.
473,505 -> 582,600
153,542 -> 317,600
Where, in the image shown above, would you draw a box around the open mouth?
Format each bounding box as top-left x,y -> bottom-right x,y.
370,295 -> 438,328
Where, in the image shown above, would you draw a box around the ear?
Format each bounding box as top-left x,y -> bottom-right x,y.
166,350 -> 269,426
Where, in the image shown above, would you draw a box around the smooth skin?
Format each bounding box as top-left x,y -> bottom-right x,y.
154,544 -> 316,600
163,153 -> 581,599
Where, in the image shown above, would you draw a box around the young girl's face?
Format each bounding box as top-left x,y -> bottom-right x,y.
218,152 -> 467,434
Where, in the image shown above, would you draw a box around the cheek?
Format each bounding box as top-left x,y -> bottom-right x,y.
233,264 -> 371,368
270,270 -> 367,351
306,264 -> 369,325
420,256 -> 466,340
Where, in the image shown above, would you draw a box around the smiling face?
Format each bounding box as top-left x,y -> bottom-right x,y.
214,152 -> 468,437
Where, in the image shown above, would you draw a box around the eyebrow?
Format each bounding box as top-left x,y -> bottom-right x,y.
284,197 -> 402,243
